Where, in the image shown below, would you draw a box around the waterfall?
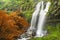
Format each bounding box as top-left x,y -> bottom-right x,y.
27,1 -> 51,37
26,2 -> 41,35
18,1 -> 51,40
36,1 -> 51,37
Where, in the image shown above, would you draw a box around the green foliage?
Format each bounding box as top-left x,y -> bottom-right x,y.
30,23 -> 60,40
0,0 -> 60,40
0,0 -> 38,22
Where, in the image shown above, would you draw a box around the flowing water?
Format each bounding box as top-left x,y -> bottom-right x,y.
26,2 -> 41,36
18,1 -> 51,40
36,1 -> 51,37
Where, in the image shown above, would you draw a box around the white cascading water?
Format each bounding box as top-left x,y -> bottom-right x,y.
36,1 -> 51,37
18,1 -> 51,40
26,2 -> 41,35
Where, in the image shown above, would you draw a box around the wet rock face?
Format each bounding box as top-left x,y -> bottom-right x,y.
0,10 -> 30,40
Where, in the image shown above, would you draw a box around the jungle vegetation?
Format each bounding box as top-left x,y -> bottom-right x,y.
0,0 -> 60,40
